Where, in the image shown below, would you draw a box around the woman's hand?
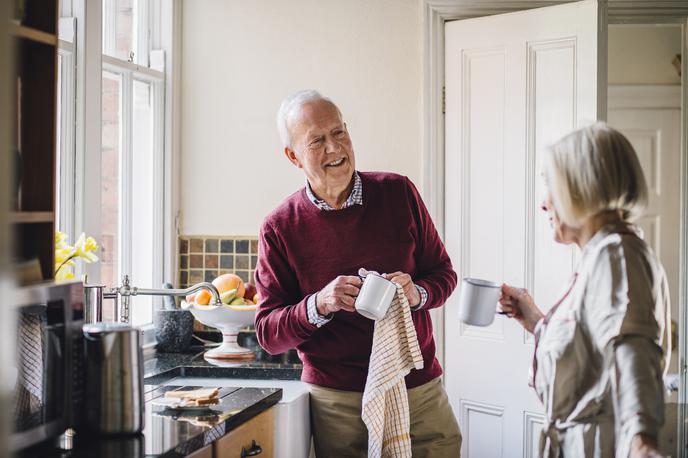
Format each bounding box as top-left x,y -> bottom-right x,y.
499,284 -> 544,333
630,434 -> 663,458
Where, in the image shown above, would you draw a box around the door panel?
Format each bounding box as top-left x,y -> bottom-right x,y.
444,1 -> 606,456
461,401 -> 505,458
461,48 -> 507,342
607,102 -> 681,377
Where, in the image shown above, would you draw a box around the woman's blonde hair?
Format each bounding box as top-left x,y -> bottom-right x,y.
543,122 -> 648,227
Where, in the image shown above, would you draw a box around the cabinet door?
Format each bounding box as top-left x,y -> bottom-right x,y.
187,444 -> 212,458
214,408 -> 275,458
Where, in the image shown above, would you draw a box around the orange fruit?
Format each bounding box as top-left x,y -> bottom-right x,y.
252,293 -> 259,304
195,289 -> 212,305
212,273 -> 245,298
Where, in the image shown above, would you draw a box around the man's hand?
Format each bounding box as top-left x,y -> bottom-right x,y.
316,275 -> 363,316
384,271 -> 421,307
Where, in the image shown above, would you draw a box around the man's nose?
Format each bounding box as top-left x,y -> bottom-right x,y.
324,136 -> 340,154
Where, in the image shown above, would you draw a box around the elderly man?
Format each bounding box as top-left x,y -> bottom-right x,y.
254,90 -> 461,457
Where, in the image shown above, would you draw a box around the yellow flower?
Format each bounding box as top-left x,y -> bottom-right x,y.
55,230 -> 68,249
84,236 -> 98,253
55,246 -> 76,265
74,233 -> 99,263
55,231 -> 99,282
55,266 -> 75,281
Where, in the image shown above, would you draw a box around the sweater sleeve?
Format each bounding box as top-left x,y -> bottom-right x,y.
404,177 -> 458,310
253,219 -> 319,355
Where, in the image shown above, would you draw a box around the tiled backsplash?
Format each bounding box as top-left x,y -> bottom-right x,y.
178,236 -> 258,289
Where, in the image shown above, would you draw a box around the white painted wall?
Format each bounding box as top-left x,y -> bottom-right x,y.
180,0 -> 422,236
609,25 -> 682,85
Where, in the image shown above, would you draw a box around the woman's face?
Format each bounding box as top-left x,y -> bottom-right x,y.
541,188 -> 578,245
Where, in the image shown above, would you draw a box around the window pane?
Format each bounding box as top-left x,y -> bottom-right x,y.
131,79 -> 154,325
55,55 -> 63,231
55,47 -> 76,239
101,71 -> 121,290
102,0 -> 137,63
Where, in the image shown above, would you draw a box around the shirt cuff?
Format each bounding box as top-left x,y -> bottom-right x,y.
411,284 -> 428,311
307,293 -> 332,327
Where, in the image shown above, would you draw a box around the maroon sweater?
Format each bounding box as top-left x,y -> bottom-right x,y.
254,172 -> 457,392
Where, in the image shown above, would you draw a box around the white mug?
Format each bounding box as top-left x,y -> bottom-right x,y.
458,277 -> 501,326
355,273 -> 397,320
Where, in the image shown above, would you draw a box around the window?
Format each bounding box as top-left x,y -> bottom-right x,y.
102,0 -> 149,66
55,18 -> 77,242
56,0 -> 168,331
101,0 -> 164,327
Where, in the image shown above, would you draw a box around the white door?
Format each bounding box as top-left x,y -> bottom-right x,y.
444,1 -> 607,456
608,84 -> 681,390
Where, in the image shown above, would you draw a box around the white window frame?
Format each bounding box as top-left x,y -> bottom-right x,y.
67,0 -> 173,346
102,0 -> 149,66
101,59 -> 165,335
56,17 -> 77,241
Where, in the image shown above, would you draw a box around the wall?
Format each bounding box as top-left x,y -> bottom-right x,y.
180,0 -> 422,236
608,25 -> 682,85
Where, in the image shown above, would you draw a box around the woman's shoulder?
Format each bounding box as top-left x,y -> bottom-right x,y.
580,225 -> 668,344
583,227 -> 657,280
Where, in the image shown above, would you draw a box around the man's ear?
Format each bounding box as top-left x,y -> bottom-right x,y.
284,147 -> 302,168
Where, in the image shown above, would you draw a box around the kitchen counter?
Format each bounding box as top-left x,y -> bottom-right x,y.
144,346 -> 303,384
19,383 -> 282,458
18,344 -> 303,458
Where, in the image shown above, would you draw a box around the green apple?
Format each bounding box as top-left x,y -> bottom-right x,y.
220,288 -> 239,304
229,296 -> 245,306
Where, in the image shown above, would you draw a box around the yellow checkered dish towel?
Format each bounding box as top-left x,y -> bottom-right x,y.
362,284 -> 424,458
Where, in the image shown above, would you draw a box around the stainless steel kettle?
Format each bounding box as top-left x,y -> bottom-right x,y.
83,323 -> 144,434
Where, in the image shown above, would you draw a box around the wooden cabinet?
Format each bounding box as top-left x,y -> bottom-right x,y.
187,444 -> 213,458
214,408 -> 275,458
9,0 -> 59,283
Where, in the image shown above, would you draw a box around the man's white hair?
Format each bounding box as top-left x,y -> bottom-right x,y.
276,90 -> 341,149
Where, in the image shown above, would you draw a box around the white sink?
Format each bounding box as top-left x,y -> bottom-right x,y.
164,377 -> 311,458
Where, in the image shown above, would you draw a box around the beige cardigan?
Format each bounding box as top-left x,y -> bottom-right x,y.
533,222 -> 671,458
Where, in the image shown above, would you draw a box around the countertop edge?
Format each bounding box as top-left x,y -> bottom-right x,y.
158,388 -> 283,458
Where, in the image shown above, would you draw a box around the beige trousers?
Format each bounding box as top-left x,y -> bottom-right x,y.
309,377 -> 462,457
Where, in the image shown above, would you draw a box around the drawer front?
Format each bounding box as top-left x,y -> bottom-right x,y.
214,408 -> 275,458
187,444 -> 212,458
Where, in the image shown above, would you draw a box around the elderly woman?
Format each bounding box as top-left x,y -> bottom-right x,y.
500,122 -> 671,458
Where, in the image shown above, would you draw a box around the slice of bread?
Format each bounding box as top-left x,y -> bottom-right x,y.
165,387 -> 219,400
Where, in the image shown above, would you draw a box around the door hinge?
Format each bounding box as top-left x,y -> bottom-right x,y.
442,86 -> 446,114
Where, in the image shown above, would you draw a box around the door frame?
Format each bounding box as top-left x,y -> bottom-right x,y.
423,1 -> 688,455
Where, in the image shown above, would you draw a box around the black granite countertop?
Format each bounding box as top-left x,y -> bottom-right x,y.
19,383 -> 281,458
19,339 -> 302,458
144,346 -> 303,385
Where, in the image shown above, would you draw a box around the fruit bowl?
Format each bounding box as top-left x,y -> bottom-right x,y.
181,301 -> 257,361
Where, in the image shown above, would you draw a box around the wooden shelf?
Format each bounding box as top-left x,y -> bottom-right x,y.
9,0 -> 58,283
10,24 -> 57,46
10,211 -> 54,224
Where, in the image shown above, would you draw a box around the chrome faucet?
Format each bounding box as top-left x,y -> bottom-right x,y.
84,275 -> 221,323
